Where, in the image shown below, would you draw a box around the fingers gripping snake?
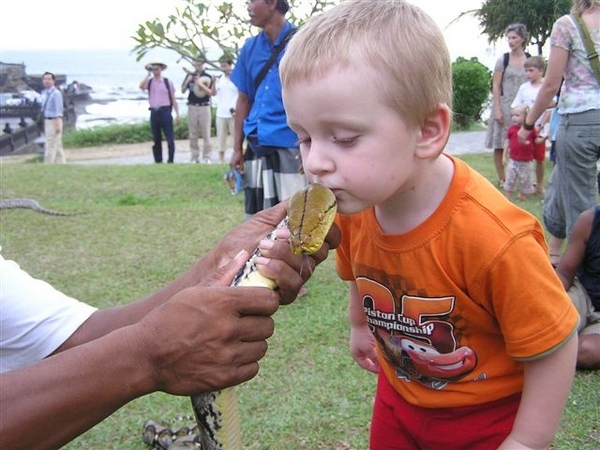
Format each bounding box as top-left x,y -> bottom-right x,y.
191,183 -> 338,450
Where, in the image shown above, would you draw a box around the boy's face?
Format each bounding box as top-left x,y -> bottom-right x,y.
283,66 -> 426,216
525,66 -> 543,82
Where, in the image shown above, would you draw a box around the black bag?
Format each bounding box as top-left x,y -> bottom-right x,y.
36,112 -> 44,130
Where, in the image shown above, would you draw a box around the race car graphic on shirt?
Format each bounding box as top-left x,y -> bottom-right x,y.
357,276 -> 478,388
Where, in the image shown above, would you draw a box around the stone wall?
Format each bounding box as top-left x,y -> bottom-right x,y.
0,62 -> 29,93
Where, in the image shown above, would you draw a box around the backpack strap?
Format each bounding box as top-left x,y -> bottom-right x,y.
500,51 -> 531,96
164,78 -> 173,107
572,14 -> 600,84
147,78 -> 173,107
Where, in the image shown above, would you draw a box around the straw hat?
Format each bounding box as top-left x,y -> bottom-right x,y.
145,62 -> 167,71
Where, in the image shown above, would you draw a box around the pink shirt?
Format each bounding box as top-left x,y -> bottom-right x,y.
142,76 -> 174,109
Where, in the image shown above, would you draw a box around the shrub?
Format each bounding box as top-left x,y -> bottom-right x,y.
452,57 -> 491,130
63,107 -> 217,148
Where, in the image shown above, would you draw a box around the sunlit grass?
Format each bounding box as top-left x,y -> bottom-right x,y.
0,153 -> 597,449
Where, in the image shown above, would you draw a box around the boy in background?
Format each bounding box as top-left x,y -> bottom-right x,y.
511,55 -> 549,194
280,1 -> 579,448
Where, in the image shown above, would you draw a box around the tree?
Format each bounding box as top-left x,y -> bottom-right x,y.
453,0 -> 571,55
452,57 -> 491,129
131,0 -> 339,70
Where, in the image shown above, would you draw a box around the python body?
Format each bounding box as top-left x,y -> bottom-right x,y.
191,183 -> 337,450
0,198 -> 82,216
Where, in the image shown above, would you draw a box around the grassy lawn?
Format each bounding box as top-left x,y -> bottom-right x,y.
0,152 -> 598,449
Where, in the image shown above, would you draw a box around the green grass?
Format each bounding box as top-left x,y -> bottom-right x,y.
1,152 -> 598,450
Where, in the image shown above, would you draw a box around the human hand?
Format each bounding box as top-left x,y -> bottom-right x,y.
131,251 -> 280,395
175,114 -> 181,126
208,201 -> 341,303
494,109 -> 503,123
350,324 -> 380,373
517,127 -> 532,144
230,148 -> 244,172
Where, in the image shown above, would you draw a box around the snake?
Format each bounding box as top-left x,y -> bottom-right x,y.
190,183 -> 338,450
0,198 -> 82,216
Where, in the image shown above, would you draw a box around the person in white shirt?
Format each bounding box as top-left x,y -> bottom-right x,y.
215,57 -> 239,164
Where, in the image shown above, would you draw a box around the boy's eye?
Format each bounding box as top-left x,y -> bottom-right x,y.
333,136 -> 358,147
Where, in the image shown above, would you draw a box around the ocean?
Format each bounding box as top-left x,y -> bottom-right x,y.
1,48 -> 202,129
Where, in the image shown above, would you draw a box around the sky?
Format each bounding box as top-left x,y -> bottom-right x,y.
0,0 -> 499,66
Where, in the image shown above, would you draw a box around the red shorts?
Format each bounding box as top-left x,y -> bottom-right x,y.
534,141 -> 546,161
370,372 -> 520,450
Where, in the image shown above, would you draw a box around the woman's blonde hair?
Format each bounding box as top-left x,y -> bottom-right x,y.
280,0 -> 452,128
571,0 -> 600,15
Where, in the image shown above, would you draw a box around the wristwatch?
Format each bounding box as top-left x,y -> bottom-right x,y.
523,121 -> 535,131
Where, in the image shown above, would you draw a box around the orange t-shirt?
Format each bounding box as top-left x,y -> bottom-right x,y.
336,155 -> 578,408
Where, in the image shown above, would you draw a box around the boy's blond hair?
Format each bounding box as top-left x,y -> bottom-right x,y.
280,0 -> 452,128
524,55 -> 546,71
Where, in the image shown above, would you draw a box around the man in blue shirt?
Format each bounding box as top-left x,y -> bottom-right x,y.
40,72 -> 66,164
230,0 -> 306,219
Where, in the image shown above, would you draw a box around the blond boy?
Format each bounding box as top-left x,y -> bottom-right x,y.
280,1 -> 578,448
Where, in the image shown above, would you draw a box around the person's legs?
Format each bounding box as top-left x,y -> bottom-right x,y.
54,128 -> 66,164
161,108 -> 175,163
243,146 -> 266,219
370,372 -> 519,450
534,141 -> 546,194
494,148 -> 505,185
43,119 -> 58,163
199,106 -> 212,162
560,111 -> 600,236
273,147 -> 307,202
188,106 -> 200,163
150,111 -> 163,163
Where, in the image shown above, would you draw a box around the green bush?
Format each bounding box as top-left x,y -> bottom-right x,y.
63,107 -> 217,148
452,57 -> 491,130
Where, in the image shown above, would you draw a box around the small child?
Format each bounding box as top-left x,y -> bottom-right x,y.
503,104 -> 541,200
280,1 -> 579,448
511,55 -> 548,195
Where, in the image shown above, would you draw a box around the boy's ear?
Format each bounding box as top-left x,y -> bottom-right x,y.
415,104 -> 452,159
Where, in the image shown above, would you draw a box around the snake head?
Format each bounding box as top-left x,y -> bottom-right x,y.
287,183 -> 337,255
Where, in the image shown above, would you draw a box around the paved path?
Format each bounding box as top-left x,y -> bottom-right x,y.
1,131 -> 488,166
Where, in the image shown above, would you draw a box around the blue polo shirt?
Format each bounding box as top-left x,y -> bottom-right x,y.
231,21 -> 298,149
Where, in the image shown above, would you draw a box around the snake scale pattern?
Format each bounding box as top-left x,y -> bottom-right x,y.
0,198 -> 82,216
191,183 -> 338,450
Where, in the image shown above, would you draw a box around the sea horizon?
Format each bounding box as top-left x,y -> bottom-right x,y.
1,48 -> 201,129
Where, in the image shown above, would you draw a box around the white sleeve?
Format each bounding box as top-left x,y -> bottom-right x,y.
0,255 -> 97,373
511,84 -> 524,108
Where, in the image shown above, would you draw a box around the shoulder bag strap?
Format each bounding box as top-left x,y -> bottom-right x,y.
573,14 -> 600,83
163,78 -> 173,107
253,28 -> 298,92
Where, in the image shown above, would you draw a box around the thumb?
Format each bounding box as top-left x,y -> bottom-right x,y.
201,250 -> 250,287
